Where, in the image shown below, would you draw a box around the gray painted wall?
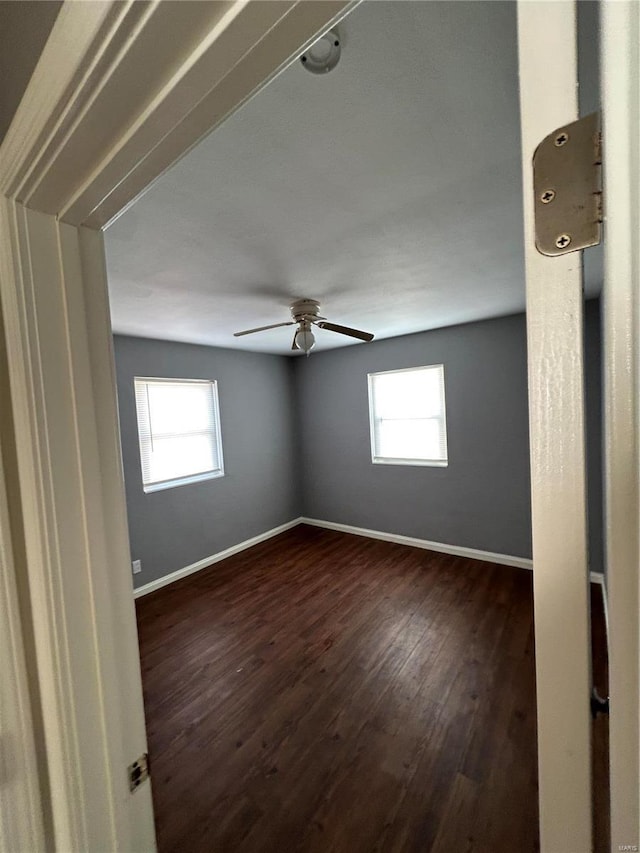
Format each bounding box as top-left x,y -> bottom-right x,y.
294,313 -> 532,559
584,300 -> 603,576
0,1 -> 62,142
114,336 -> 299,588
114,302 -> 603,589
578,3 -> 604,575
293,303 -> 603,573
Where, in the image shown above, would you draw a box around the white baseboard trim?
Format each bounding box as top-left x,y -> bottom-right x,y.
300,517 -> 606,586
134,515 -> 606,599
133,518 -> 303,598
300,517 -> 534,570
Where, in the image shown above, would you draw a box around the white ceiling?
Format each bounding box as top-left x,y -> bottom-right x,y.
105,0 -> 601,356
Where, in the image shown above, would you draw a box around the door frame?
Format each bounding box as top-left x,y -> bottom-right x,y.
1,0 -> 638,850
517,3 -> 592,848
601,1 -> 640,847
0,2 -> 355,849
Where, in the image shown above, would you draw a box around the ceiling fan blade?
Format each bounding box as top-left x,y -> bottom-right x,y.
291,331 -> 300,350
234,321 -> 295,337
314,321 -> 374,342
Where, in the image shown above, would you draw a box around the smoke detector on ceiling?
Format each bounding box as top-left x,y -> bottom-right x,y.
300,30 -> 341,75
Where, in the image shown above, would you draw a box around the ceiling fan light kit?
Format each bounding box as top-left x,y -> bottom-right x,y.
234,298 -> 373,356
294,324 -> 316,355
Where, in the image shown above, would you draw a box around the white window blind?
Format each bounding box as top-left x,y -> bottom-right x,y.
134,378 -> 224,492
368,365 -> 448,466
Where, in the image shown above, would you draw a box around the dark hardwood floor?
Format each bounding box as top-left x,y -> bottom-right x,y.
135,524 -> 608,853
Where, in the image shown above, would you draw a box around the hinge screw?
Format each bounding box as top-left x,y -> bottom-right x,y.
555,233 -> 571,249
554,132 -> 569,147
540,189 -> 556,204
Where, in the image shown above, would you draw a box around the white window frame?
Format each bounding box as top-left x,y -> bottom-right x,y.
367,364 -> 448,468
134,376 -> 224,493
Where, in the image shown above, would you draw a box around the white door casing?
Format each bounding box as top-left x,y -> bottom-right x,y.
601,1 -> 640,848
518,2 -> 593,849
0,296 -> 45,853
0,1 -> 355,849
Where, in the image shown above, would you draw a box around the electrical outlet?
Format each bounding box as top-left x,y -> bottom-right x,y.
132,559 -> 142,575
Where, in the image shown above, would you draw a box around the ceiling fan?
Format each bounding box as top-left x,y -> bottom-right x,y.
234,299 -> 374,355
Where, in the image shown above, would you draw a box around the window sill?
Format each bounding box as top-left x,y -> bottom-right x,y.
143,469 -> 224,493
372,458 -> 448,468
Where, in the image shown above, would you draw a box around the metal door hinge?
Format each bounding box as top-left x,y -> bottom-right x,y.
533,112 -> 602,256
128,753 -> 149,792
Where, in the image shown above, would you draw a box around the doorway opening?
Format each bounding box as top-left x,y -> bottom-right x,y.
98,2 -> 607,850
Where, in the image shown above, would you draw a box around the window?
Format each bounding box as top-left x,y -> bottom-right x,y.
134,377 -> 224,492
368,365 -> 448,466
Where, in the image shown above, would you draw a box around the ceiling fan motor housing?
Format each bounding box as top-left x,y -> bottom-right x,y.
290,298 -> 321,321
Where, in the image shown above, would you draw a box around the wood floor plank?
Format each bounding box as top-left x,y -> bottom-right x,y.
135,524 -> 608,852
